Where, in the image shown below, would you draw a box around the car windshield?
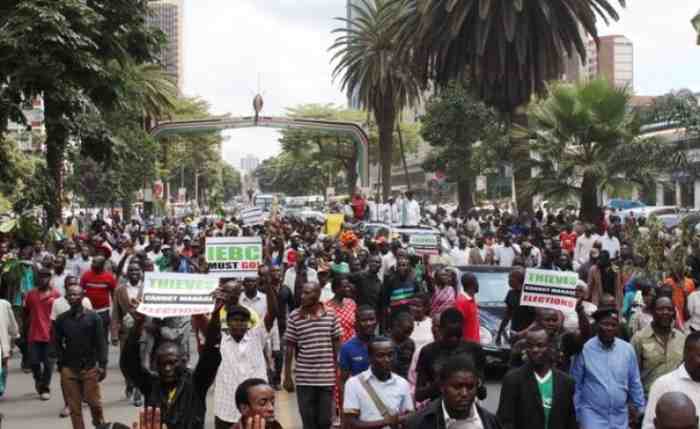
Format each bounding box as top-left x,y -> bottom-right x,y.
467,270 -> 511,303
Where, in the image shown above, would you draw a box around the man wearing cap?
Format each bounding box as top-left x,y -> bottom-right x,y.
23,266 -> 61,400
571,307 -> 645,428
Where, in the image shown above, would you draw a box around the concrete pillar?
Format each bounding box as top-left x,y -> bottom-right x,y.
676,182 -> 682,207
695,180 -> 700,210
656,183 -> 664,206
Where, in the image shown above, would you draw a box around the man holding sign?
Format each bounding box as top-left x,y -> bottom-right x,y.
122,279 -> 277,429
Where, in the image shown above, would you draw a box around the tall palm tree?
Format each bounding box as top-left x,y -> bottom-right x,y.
525,79 -> 677,222
118,62 -> 178,129
396,0 -> 624,212
330,0 -> 422,201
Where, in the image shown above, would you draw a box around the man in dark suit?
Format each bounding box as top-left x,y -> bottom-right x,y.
497,328 -> 577,429
407,355 -> 501,429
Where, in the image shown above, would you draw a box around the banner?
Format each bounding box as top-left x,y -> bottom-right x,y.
407,232 -> 439,256
520,268 -> 578,312
206,236 -> 262,277
137,272 -> 219,318
240,206 -> 265,225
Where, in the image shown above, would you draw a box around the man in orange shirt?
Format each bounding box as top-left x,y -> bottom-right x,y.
559,224 -> 577,257
664,269 -> 695,325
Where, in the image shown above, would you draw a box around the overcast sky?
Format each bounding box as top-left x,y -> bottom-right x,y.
182,1 -> 700,169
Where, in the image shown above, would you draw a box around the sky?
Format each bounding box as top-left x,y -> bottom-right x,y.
182,0 -> 700,169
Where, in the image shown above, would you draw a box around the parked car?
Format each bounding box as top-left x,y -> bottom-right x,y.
606,199 -> 645,211
457,265 -> 513,370
618,205 -> 679,221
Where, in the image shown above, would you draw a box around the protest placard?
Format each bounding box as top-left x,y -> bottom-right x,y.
205,236 -> 262,277
240,207 -> 265,225
137,272 -> 219,318
520,268 -> 578,312
407,232 -> 439,256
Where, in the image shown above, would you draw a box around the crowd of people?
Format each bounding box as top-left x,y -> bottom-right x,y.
0,192 -> 699,429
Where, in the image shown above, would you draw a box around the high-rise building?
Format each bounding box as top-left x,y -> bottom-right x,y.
147,0 -> 185,92
586,35 -> 633,90
240,155 -> 260,173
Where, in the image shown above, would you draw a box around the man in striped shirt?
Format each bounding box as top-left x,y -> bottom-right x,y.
284,281 -> 341,429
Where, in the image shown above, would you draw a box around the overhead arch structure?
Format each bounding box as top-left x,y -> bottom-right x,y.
149,115 -> 370,187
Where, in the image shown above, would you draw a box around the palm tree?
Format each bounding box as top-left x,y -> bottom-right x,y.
524,79 -> 677,222
330,0 -> 422,201
118,62 -> 178,130
396,0 -> 624,213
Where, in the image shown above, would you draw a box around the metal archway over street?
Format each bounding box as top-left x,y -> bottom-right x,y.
149,115 -> 370,187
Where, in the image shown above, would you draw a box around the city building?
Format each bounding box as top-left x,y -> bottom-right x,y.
147,0 -> 185,92
240,154 -> 260,173
587,35 -> 634,90
6,96 -> 45,152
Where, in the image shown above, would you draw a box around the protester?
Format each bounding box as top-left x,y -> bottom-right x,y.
571,307 -> 645,428
415,308 -> 485,403
342,336 -> 414,429
233,378 -> 283,429
54,283 -> 108,429
0,294 -> 18,397
389,311 -> 415,379
407,355 -> 500,429
496,268 -> 536,345
283,282 -> 341,429
80,255 -> 117,347
652,392 -> 698,429
631,294 -> 686,395
642,332 -> 700,429
498,329 -> 577,429
454,272 -> 480,343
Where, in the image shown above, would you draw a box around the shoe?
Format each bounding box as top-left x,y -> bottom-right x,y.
132,390 -> 143,407
60,406 -> 70,418
39,392 -> 51,401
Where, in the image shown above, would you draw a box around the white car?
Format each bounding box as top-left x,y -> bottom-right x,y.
617,205 -> 679,221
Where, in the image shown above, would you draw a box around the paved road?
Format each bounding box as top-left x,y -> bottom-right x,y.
1,347 -> 502,428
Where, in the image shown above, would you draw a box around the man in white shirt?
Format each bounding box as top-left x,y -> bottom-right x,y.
449,237 -> 470,267
574,227 -> 599,268
283,253 -> 319,303
403,192 -> 421,227
51,256 -> 70,297
343,337 -> 414,429
390,197 -> 401,226
599,227 -> 621,260
495,236 -> 519,268
209,286 -> 277,429
642,332 -> 700,429
63,241 -> 82,278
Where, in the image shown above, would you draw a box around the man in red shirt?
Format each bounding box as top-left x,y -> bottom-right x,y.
80,256 -> 117,347
455,272 -> 480,343
559,224 -> 578,256
23,266 -> 60,400
351,192 -> 366,221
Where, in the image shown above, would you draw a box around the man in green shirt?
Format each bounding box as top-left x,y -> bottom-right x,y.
631,294 -> 686,395
497,328 -> 577,429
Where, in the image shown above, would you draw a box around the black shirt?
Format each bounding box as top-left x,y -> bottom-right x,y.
54,308 -> 108,370
351,271 -> 382,310
505,289 -> 536,333
392,337 -> 415,378
416,340 -> 486,401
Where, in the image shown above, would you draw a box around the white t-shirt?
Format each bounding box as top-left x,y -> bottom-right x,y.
50,298 -> 93,321
495,245 -> 517,267
343,370 -> 414,425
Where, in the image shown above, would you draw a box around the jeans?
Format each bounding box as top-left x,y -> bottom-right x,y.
96,311 -> 111,361
29,341 -> 54,393
296,385 -> 333,429
61,367 -> 104,429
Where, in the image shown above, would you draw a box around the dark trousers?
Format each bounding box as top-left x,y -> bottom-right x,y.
12,306 -> 29,369
96,311 -> 111,364
270,349 -> 284,386
214,416 -> 235,429
296,385 -> 333,429
29,341 -> 54,393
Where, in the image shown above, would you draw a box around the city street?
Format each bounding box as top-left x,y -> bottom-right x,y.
2,345 -> 502,428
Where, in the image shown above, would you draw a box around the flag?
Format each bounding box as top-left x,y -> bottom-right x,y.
240,207 -> 265,225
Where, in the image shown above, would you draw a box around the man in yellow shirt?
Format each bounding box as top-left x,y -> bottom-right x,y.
324,205 -> 345,238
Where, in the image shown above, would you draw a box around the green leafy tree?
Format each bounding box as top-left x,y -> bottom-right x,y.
254,154 -> 331,196
524,79 -> 679,222
396,0 -> 624,213
0,0 -> 162,223
420,81 -> 505,213
330,0 -> 422,201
